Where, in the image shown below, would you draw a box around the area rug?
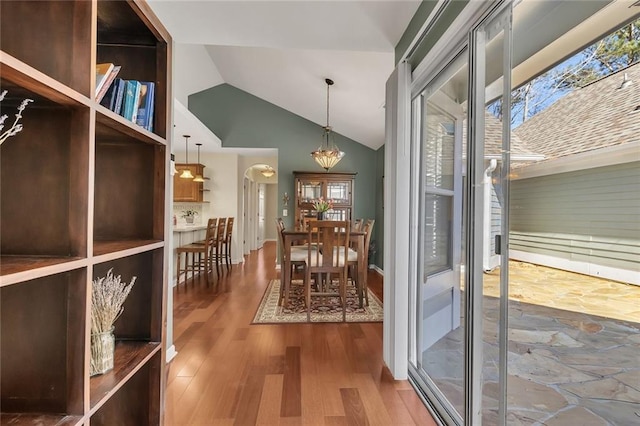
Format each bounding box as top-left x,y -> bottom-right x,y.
252,279 -> 384,324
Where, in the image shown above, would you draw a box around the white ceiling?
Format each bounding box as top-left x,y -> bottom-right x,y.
147,0 -> 422,151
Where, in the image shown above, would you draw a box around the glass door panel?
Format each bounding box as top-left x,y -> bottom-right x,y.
298,180 -> 323,203
326,181 -> 351,205
409,52 -> 468,424
470,5 -> 512,424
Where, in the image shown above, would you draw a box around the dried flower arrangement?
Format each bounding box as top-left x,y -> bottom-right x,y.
90,268 -> 136,375
0,90 -> 33,146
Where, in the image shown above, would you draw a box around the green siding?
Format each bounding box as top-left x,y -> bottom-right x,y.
510,162 -> 640,271
188,84 -> 378,230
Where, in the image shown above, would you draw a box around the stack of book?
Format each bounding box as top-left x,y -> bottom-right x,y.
96,62 -> 155,132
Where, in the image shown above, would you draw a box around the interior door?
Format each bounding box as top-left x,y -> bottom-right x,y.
257,183 -> 265,248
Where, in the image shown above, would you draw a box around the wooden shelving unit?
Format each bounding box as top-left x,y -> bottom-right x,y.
0,1 -> 171,424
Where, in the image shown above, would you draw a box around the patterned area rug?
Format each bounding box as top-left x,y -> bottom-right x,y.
252,279 -> 384,324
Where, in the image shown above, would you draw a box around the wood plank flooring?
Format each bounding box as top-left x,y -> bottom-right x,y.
164,241 -> 436,425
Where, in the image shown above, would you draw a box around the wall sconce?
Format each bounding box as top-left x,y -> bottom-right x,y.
282,192 -> 290,206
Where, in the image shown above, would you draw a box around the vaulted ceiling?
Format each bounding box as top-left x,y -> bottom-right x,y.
147,1 -> 422,151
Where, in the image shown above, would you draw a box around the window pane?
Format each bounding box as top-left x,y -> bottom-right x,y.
424,107 -> 455,190
423,193 -> 453,278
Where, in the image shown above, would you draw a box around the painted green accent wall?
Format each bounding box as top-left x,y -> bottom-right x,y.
395,0 -> 439,64
395,0 -> 470,68
188,83 -> 378,230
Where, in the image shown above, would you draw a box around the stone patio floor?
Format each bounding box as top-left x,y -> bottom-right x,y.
422,261 -> 640,425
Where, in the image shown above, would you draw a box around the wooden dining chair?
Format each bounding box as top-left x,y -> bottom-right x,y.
304,220 -> 351,322
353,218 -> 363,232
360,219 -> 375,306
176,218 -> 218,289
276,218 -> 310,307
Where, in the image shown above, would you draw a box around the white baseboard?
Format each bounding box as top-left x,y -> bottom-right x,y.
510,250 -> 639,285
371,265 -> 384,276
166,345 -> 178,363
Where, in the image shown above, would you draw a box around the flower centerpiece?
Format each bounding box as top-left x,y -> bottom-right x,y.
91,269 -> 136,376
312,197 -> 333,220
181,209 -> 198,224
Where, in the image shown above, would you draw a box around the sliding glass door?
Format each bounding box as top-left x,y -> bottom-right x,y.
408,52 -> 468,425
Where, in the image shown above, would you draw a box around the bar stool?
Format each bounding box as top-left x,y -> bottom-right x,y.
220,217 -> 234,270
176,218 -> 217,290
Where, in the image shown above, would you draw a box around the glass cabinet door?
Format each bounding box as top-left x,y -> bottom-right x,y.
298,180 -> 323,203
326,181 -> 351,205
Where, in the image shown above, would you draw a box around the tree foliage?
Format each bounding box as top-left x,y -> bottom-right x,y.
554,18 -> 640,89
490,19 -> 640,125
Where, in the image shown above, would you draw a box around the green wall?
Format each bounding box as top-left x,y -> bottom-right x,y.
395,0 -> 470,68
188,83 -> 378,232
395,0 -> 439,64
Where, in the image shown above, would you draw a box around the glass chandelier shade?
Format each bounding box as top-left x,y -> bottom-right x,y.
261,166 -> 276,178
179,135 -> 194,179
192,143 -> 205,182
311,78 -> 344,171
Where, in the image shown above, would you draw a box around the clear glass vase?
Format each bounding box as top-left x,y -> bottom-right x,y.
90,327 -> 115,376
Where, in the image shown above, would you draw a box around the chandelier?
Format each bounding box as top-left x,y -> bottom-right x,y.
311,78 -> 344,171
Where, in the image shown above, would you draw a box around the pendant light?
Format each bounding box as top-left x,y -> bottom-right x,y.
193,143 -> 205,182
179,135 -> 194,179
311,78 -> 344,171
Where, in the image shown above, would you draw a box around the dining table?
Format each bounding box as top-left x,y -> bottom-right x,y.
281,226 -> 367,309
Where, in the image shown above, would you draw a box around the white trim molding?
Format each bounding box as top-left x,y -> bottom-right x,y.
511,142 -> 640,180
166,345 -> 178,363
510,249 -> 640,286
384,60 -> 412,380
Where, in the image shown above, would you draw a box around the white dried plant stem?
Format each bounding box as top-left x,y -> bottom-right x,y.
0,93 -> 33,145
91,268 -> 136,334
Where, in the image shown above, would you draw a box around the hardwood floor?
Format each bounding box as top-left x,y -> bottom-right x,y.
164,241 -> 436,425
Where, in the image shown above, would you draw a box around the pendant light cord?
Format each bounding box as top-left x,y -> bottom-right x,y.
326,82 -> 330,128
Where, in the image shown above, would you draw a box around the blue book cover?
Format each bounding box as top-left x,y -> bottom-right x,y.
135,81 -> 155,130
145,82 -> 155,132
122,80 -> 141,121
113,79 -> 126,115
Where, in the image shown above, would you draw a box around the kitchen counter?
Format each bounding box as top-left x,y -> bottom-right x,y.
173,225 -> 207,232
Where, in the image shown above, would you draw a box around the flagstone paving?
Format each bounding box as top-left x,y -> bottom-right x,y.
422,261 -> 640,425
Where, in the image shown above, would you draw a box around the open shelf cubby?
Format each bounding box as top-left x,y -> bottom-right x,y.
96,0 -> 168,139
93,127 -> 165,256
93,248 -> 164,341
0,270 -> 86,417
0,1 -> 92,97
0,79 -> 89,280
91,351 -> 162,425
